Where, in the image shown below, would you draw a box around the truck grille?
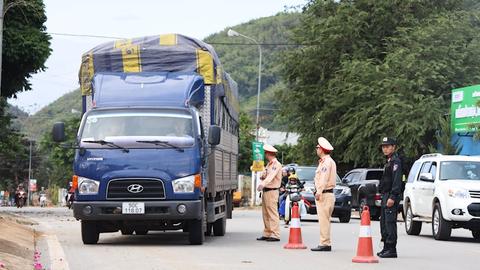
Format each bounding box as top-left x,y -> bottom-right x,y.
470,190 -> 480,199
467,203 -> 480,217
106,178 -> 165,200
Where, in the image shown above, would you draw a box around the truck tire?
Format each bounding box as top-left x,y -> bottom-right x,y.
189,218 -> 205,245
472,230 -> 480,241
189,204 -> 206,245
213,216 -> 226,236
81,221 -> 99,245
405,203 -> 422,235
339,212 -> 351,223
432,203 -> 451,240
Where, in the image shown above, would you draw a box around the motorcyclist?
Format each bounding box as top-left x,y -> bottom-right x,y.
279,173 -> 305,223
15,184 -> 26,207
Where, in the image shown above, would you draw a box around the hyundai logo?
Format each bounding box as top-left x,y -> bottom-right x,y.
127,184 -> 144,193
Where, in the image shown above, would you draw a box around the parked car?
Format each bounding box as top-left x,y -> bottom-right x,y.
296,166 -> 352,223
341,168 -> 383,220
403,153 -> 480,241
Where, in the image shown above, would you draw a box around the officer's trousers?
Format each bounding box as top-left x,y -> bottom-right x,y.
380,194 -> 399,247
262,189 -> 280,239
315,193 -> 335,246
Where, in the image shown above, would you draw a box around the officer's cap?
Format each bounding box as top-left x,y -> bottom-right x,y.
380,137 -> 397,146
317,137 -> 334,151
263,144 -> 278,153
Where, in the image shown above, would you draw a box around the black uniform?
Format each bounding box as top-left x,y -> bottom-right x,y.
379,151 -> 403,251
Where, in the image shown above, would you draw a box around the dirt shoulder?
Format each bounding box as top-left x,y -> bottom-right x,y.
0,212 -> 38,270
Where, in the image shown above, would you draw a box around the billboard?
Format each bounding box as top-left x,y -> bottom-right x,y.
451,85 -> 480,133
251,141 -> 265,172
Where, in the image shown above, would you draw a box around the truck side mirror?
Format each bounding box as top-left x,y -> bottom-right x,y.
208,125 -> 221,146
52,122 -> 66,142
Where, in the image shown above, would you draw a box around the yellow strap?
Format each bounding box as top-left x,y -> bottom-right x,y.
121,45 -> 142,72
80,51 -> 94,96
196,49 -> 214,84
114,39 -> 132,49
159,34 -> 177,46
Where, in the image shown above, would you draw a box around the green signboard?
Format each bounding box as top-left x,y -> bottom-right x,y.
251,141 -> 265,172
251,141 -> 264,161
451,85 -> 480,133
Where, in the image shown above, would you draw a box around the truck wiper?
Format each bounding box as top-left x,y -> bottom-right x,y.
136,140 -> 184,152
82,140 -> 130,153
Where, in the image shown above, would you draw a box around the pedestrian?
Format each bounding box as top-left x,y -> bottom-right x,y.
377,137 -> 403,258
311,137 -> 336,252
256,144 -> 282,242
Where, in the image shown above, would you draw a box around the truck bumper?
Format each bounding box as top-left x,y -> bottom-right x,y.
73,200 -> 202,221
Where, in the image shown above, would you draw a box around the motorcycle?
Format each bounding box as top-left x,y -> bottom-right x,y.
282,183 -> 307,225
16,191 -> 26,208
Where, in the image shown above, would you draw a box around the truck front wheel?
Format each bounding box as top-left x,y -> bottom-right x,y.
213,216 -> 226,236
81,221 -> 99,245
188,217 -> 205,245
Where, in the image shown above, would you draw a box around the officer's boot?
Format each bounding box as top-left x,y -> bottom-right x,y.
378,243 -> 397,258
376,242 -> 387,256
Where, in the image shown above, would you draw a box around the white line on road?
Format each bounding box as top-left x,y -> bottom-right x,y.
40,222 -> 71,270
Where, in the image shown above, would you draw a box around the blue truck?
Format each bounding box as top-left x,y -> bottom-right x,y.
52,34 -> 239,245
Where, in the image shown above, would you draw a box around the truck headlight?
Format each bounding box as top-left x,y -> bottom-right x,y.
340,187 -> 351,196
448,188 -> 469,199
173,175 -> 195,193
78,177 -> 100,195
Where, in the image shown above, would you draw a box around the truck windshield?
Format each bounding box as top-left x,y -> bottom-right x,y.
81,110 -> 194,143
440,161 -> 480,181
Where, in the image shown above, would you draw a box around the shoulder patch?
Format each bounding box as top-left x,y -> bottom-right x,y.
393,164 -> 398,171
321,167 -> 327,172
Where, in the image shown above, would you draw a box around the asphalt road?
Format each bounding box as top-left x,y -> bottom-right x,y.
1,206 -> 478,270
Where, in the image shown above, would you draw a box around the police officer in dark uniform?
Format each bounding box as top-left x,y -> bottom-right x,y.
378,137 -> 403,258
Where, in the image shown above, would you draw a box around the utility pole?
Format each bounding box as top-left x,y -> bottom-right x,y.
27,140 -> 32,206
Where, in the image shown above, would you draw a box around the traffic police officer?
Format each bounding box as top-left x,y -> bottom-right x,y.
311,137 -> 336,252
256,144 -> 282,242
378,137 -> 403,258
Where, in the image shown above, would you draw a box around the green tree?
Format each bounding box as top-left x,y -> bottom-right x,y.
2,0 -> 51,98
238,112 -> 255,173
280,0 -> 480,167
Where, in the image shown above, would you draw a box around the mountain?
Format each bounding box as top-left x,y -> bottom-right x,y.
204,12 -> 300,102
20,89 -> 81,140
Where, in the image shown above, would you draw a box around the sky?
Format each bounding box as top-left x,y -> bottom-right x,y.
7,0 -> 306,114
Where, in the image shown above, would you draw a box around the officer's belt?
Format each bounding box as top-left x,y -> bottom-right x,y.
263,187 -> 279,192
322,189 -> 334,193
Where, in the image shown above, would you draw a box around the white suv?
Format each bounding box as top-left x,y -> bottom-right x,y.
403,154 -> 480,240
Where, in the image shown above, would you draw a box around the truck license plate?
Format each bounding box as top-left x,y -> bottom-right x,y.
122,202 -> 145,214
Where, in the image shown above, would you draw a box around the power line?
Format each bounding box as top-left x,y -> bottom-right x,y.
47,32 -> 318,46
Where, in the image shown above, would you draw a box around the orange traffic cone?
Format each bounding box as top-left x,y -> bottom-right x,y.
352,206 -> 379,263
283,202 -> 306,249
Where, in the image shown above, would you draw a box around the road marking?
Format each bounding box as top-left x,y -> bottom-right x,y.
46,233 -> 70,270
36,220 -> 70,270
